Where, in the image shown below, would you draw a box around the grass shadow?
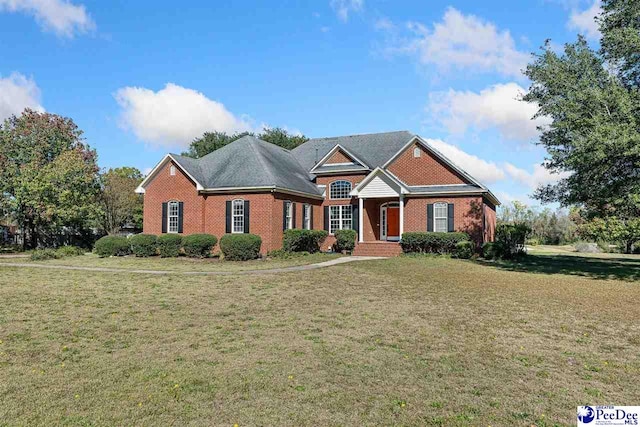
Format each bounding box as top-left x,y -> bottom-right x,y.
479,253 -> 640,282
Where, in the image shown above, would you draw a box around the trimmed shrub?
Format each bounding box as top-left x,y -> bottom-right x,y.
453,241 -> 473,259
219,234 -> 262,261
182,234 -> 217,258
129,234 -> 158,257
334,229 -> 357,252
31,248 -> 61,261
157,234 -> 183,257
482,242 -> 498,259
400,232 -> 470,254
94,236 -> 131,257
56,245 -> 85,257
282,229 -> 328,253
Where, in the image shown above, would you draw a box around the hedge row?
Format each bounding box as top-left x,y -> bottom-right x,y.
400,232 -> 470,254
94,234 -> 218,258
219,234 -> 262,261
282,229 -> 328,253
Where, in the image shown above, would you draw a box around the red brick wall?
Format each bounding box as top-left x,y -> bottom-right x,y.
483,198 -> 497,243
325,150 -> 353,164
143,160 -> 204,235
403,196 -> 485,245
272,193 -> 324,252
387,142 -> 469,185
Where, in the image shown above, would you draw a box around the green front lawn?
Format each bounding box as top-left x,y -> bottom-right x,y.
0,253 -> 638,425
0,251 -> 343,272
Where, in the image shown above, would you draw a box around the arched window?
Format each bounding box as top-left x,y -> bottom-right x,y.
434,202 -> 448,232
330,180 -> 352,199
232,199 -> 245,233
413,147 -> 421,158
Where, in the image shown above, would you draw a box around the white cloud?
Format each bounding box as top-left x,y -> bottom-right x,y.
568,0 -> 601,40
114,83 -> 253,148
428,82 -> 550,141
425,138 -> 506,184
330,0 -> 363,22
0,72 -> 44,121
383,7 -> 529,78
0,0 -> 94,37
504,162 -> 570,190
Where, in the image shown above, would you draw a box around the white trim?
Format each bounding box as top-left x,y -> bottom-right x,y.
231,199 -> 245,234
433,201 -> 448,233
136,154 -> 204,194
309,144 -> 369,173
399,195 -> 404,238
329,180 -> 353,200
358,197 -> 364,243
379,202 -> 401,241
350,167 -> 410,196
167,200 -> 180,234
309,167 -> 370,175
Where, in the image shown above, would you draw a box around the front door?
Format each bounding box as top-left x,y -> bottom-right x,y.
387,207 -> 400,240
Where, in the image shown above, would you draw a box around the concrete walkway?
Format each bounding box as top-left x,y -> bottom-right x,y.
0,256 -> 387,276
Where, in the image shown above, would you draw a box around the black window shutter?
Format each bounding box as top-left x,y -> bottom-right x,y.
447,203 -> 455,232
427,204 -> 434,232
225,201 -> 232,233
243,200 -> 250,233
178,202 -> 184,233
309,205 -> 314,230
324,206 -> 329,231
282,201 -> 287,230
162,202 -> 168,233
292,203 -> 297,229
352,204 -> 359,233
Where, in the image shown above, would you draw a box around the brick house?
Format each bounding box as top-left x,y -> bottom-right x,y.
136,131 -> 500,256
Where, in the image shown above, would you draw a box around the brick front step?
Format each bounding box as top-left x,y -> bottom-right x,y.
353,241 -> 403,257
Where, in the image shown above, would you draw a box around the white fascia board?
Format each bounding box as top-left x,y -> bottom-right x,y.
309,144 -> 370,172
135,154 -> 204,194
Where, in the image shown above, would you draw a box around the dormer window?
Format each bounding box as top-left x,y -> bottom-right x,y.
413,147 -> 421,158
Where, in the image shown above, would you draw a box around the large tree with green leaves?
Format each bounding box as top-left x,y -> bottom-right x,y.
0,109 -> 100,248
182,127 -> 308,158
523,1 -> 640,219
98,167 -> 144,235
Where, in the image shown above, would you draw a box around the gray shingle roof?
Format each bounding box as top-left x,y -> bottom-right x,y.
291,130 -> 415,171
171,136 -> 321,196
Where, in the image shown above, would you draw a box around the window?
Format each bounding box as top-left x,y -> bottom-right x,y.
303,204 -> 312,230
232,199 -> 244,233
168,201 -> 179,233
170,165 -> 176,176
413,147 -> 421,158
434,202 -> 448,232
285,201 -> 293,229
330,180 -> 352,199
329,205 -> 352,234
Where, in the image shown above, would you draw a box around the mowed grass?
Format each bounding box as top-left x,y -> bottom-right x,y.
0,252 -> 342,272
0,255 -> 638,426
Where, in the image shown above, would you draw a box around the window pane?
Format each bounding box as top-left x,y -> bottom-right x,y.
168,201 -> 179,233
434,203 -> 448,233
285,202 -> 293,229
232,200 -> 244,233
330,181 -> 352,199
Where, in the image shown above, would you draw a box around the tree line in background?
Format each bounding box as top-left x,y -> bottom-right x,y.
505,0 -> 640,253
0,109 -> 306,250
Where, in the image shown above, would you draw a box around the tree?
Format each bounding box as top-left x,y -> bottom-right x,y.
600,0 -> 640,89
0,109 -> 100,248
98,167 -> 144,235
578,216 -> 640,253
498,201 -> 578,245
523,0 -> 640,219
182,127 -> 308,158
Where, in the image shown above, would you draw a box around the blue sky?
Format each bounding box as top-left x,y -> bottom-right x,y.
0,0 -> 602,206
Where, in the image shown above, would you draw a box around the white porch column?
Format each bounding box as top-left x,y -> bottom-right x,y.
358,197 -> 364,243
399,195 -> 404,238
